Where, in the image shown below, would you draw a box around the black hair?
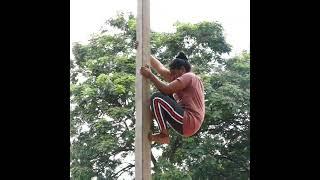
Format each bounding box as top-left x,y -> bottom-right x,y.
169,52 -> 191,72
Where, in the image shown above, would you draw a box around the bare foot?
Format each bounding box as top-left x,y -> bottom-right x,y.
148,133 -> 170,144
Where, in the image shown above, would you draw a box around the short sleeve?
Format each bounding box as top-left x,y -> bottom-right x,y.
176,73 -> 193,89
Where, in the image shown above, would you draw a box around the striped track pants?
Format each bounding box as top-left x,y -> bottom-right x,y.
150,92 -> 184,135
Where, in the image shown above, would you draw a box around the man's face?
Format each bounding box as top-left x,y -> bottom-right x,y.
170,68 -> 185,80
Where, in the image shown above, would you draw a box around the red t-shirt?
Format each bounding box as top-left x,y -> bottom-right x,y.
171,72 -> 205,137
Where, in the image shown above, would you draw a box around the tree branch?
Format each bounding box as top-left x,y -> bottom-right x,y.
120,117 -> 131,132
215,154 -> 249,173
111,163 -> 134,179
112,146 -> 134,156
151,151 -> 157,169
168,136 -> 182,161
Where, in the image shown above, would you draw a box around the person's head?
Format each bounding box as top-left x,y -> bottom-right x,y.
169,52 -> 191,79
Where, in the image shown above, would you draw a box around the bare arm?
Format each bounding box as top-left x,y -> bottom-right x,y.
140,65 -> 185,95
148,72 -> 185,95
150,55 -> 172,82
134,41 -> 172,82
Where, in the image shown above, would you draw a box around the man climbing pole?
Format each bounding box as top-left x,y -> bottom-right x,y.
137,45 -> 205,144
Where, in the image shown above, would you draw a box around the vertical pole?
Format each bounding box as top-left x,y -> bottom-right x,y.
135,0 -> 151,179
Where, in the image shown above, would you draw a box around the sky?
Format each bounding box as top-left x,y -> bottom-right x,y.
70,0 -> 250,59
70,0 -> 249,179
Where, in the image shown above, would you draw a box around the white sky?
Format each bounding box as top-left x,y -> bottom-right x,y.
70,0 -> 250,59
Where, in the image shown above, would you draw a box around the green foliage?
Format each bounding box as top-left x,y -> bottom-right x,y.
70,12 -> 249,179
152,158 -> 192,180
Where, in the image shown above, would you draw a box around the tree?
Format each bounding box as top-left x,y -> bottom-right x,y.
70,12 -> 249,179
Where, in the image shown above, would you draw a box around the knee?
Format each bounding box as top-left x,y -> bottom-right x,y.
151,92 -> 163,101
